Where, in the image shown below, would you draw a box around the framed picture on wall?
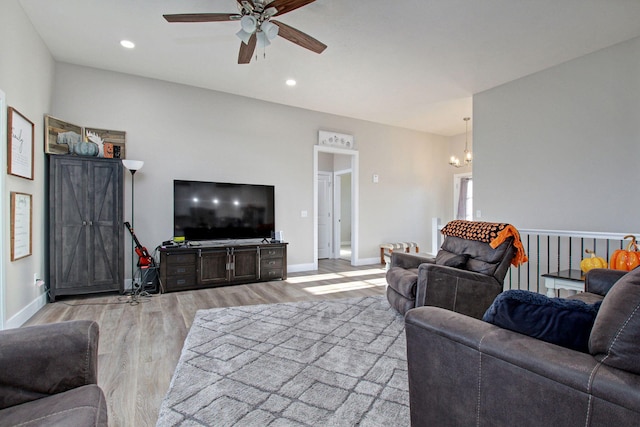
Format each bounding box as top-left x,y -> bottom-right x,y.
10,192 -> 32,261
7,107 -> 34,180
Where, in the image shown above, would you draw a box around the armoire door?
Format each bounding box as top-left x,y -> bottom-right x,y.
49,156 -> 123,300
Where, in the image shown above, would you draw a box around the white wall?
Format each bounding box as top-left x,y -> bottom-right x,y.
51,63 -> 451,273
0,0 -> 55,327
473,36 -> 640,233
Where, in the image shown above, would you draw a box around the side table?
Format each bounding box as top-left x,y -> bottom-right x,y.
542,269 -> 585,297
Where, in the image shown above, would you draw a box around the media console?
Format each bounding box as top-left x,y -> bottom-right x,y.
159,242 -> 287,293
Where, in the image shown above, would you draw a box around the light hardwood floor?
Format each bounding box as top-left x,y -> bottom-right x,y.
24,259 -> 387,427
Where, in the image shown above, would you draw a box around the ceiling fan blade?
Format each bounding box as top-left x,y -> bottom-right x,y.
269,0 -> 316,16
163,13 -> 240,23
271,20 -> 326,54
238,33 -> 257,64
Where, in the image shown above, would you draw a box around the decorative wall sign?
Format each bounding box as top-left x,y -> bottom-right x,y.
318,130 -> 355,150
8,107 -> 34,179
84,127 -> 126,159
10,192 -> 32,261
45,115 -> 82,155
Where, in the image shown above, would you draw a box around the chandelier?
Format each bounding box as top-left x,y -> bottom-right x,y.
449,117 -> 472,168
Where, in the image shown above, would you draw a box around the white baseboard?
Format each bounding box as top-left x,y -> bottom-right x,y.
287,263 -> 316,273
354,257 -> 380,266
5,292 -> 48,329
288,258 -> 382,273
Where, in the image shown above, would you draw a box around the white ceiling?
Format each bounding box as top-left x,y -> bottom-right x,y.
18,0 -> 640,136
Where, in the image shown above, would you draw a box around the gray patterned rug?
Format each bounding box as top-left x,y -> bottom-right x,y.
156,295 -> 409,426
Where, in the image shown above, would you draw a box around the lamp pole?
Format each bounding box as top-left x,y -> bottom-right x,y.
122,160 -> 144,298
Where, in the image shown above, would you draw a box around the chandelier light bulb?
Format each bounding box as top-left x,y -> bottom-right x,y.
449,117 -> 472,168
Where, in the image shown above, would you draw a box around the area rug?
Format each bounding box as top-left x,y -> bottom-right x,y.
156,295 -> 409,426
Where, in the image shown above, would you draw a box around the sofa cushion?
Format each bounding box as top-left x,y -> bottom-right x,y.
589,266 -> 640,374
483,290 -> 601,352
435,253 -> 469,269
438,236 -> 514,277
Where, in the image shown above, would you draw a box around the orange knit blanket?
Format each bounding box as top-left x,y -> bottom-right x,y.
440,220 -> 528,266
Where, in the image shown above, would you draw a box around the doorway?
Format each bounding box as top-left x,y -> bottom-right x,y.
334,171 -> 352,261
313,146 -> 359,269
317,172 -> 332,259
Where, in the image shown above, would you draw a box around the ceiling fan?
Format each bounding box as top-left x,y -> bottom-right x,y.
163,0 -> 327,64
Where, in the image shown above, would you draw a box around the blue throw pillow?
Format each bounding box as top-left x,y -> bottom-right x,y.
482,290 -> 602,352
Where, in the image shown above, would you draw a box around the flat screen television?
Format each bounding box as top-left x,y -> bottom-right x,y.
173,180 -> 275,241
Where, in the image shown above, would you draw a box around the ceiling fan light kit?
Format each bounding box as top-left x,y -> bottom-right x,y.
163,0 -> 327,64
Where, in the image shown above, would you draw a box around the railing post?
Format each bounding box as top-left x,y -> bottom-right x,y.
432,217 -> 442,255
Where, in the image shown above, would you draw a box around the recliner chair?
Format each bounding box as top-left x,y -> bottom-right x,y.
386,234 -> 516,318
0,320 -> 108,426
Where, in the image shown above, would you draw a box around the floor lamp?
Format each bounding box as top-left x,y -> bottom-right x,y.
122,159 -> 145,303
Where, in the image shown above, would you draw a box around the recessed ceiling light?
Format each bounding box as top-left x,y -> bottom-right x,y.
120,40 -> 135,49
286,79 -> 297,87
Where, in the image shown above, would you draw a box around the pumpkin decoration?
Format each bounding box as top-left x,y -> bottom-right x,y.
580,249 -> 607,273
610,235 -> 640,271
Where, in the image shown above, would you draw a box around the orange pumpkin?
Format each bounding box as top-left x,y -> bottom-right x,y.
580,249 -> 607,272
610,235 -> 640,271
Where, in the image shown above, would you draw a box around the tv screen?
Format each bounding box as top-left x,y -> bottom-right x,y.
174,180 -> 275,241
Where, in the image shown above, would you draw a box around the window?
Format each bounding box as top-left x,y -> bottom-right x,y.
454,174 -> 473,221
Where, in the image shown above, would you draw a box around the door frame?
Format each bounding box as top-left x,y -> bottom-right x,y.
313,146 -> 359,269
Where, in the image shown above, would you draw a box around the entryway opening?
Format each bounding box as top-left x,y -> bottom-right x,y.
313,146 -> 359,269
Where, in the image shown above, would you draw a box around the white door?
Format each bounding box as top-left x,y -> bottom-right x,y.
317,172 -> 332,259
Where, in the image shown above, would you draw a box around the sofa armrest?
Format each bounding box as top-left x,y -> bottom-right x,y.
0,320 -> 99,410
415,264 -> 502,319
404,307 -> 638,427
585,268 -> 627,296
390,251 -> 435,269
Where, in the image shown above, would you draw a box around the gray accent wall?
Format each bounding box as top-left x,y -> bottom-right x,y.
473,36 -> 640,233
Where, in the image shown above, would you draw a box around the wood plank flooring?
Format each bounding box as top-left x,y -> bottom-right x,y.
24,259 -> 387,427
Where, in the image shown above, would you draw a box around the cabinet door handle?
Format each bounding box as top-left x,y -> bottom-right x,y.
82,220 -> 87,226
89,221 -> 93,226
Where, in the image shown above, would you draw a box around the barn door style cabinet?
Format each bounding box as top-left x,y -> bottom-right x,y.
48,156 -> 124,301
